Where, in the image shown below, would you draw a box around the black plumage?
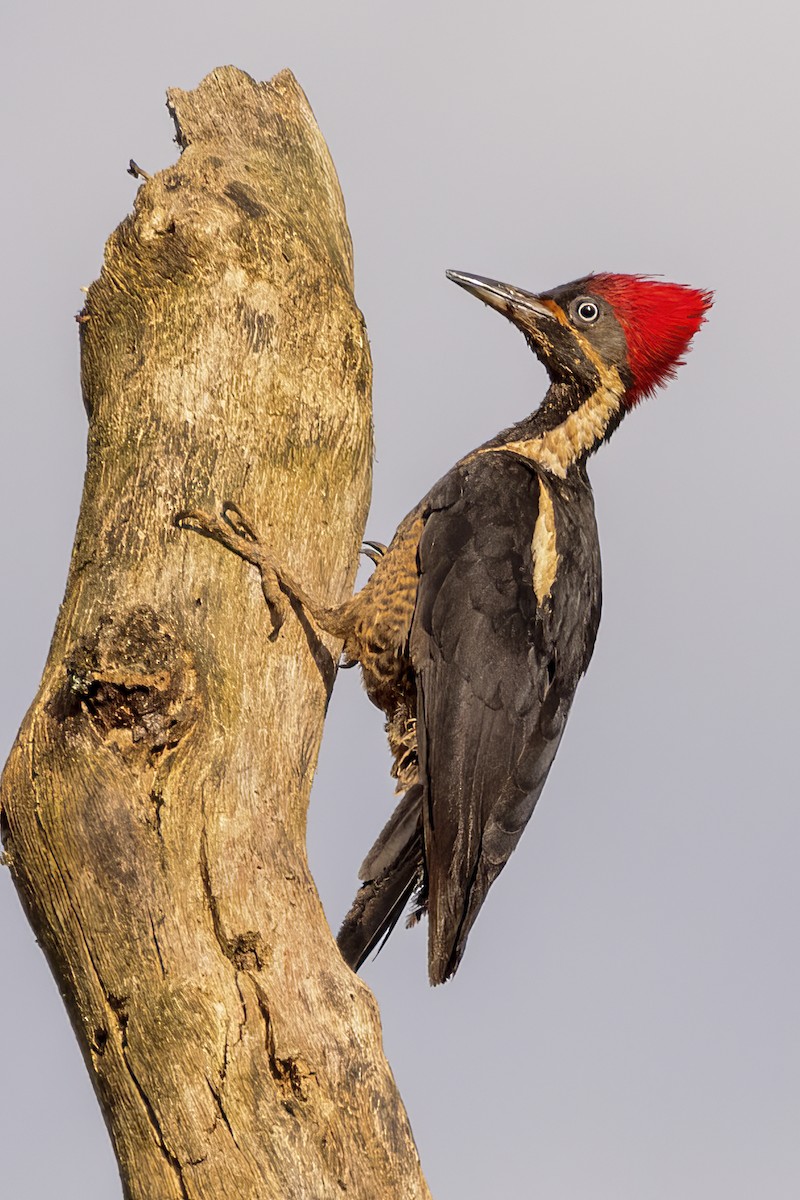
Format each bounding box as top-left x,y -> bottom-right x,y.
339,452 -> 601,983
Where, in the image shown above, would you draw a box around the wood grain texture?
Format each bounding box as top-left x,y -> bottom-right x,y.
0,66 -> 430,1200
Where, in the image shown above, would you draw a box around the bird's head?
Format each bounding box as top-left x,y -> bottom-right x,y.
447,270 -> 712,408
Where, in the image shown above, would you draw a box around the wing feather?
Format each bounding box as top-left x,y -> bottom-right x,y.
411,454 -> 580,983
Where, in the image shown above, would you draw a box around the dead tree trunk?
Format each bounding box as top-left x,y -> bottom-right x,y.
0,66 -> 431,1200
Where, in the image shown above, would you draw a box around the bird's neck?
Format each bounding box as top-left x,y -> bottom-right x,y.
484,377 -> 627,478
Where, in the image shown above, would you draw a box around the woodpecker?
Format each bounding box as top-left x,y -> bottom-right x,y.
179,270 -> 711,985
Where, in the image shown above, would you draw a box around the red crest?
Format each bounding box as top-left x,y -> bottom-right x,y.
588,274 -> 713,405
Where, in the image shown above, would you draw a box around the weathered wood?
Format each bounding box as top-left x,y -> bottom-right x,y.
0,66 -> 430,1200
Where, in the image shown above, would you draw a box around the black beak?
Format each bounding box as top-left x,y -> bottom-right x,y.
446,271 -> 556,323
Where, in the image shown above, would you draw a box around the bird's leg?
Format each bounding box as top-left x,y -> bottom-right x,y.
175,500 -> 351,641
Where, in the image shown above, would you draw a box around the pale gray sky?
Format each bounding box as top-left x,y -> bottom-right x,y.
2,3 -> 799,1197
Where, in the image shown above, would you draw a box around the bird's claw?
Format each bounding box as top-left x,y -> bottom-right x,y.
175,501 -> 286,637
262,577 -> 289,639
175,501 -> 269,561
361,539 -> 388,566
221,499 -> 259,543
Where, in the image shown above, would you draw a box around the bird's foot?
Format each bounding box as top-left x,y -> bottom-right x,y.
175,500 -> 289,637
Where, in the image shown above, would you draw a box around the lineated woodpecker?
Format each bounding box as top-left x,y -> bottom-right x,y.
179,270 -> 712,985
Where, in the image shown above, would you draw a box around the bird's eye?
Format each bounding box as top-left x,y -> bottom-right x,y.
574,298 -> 600,324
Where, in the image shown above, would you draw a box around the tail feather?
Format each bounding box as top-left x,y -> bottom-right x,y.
337,786 -> 425,971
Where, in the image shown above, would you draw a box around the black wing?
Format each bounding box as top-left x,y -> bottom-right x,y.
410,453 -> 595,983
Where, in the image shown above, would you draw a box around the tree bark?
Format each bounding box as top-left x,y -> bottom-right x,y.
0,66 -> 430,1200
